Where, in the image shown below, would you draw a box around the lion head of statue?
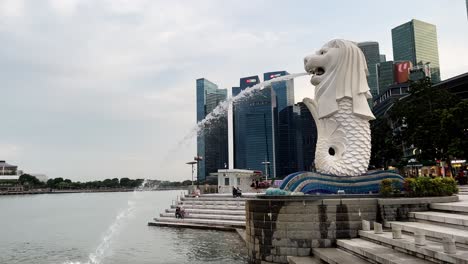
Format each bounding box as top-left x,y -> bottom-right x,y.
304,39 -> 375,120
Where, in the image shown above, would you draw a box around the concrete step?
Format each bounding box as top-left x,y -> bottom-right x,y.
287,256 -> 321,264
165,208 -> 245,215
200,193 -> 260,198
430,200 -> 468,213
153,216 -> 245,228
170,204 -> 245,210
159,212 -> 245,221
312,248 -> 370,264
181,197 -> 250,201
178,200 -> 245,206
409,211 -> 468,229
388,221 -> 468,245
148,221 -> 236,231
337,238 -> 431,264
359,230 -> 468,264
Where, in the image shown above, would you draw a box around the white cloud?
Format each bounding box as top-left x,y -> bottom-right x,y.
0,143 -> 22,161
0,0 -> 24,17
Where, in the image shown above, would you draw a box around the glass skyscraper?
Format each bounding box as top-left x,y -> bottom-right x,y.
358,42 -> 381,99
392,19 -> 440,83
297,102 -> 317,172
233,75 -> 276,177
196,78 -> 228,182
377,61 -> 395,95
263,71 -> 294,112
232,71 -> 301,178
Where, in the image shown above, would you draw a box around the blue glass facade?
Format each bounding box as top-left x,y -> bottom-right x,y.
196,78 -> 228,182
263,71 -> 294,112
233,75 -> 276,176
276,103 -> 317,178
232,72 -> 303,178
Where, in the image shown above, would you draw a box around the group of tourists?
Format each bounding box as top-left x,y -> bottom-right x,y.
250,179 -> 260,189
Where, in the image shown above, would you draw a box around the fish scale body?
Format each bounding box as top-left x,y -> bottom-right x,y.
314,98 -> 371,176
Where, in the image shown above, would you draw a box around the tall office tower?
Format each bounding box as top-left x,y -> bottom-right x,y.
276,102 -> 317,178
358,42 -> 381,99
377,61 -> 395,95
263,71 -> 295,112
233,75 -> 276,177
380,54 -> 386,63
264,71 -> 295,177
297,102 -> 317,172
392,19 -> 441,83
277,105 -> 300,178
196,78 -> 229,182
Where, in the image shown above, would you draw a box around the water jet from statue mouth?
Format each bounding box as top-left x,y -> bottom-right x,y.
309,67 -> 325,76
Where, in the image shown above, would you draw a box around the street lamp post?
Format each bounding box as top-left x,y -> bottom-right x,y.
194,155 -> 203,188
261,161 -> 270,181
186,161 -> 197,187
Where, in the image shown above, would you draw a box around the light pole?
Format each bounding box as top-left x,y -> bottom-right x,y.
194,155 -> 203,188
186,161 -> 197,187
261,161 -> 270,181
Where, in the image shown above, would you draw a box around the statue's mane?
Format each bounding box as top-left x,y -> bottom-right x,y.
315,39 -> 375,120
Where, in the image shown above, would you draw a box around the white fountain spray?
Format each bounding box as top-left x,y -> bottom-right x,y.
178,72 -> 309,146
64,179 -> 148,264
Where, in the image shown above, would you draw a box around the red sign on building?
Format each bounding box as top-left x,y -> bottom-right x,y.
394,61 -> 413,84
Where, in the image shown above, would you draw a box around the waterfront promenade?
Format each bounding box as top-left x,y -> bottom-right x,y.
0,186 -> 189,195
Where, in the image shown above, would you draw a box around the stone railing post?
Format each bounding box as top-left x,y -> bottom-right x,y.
414,230 -> 426,246
392,225 -> 402,239
442,236 -> 457,254
374,222 -> 383,234
362,220 -> 371,231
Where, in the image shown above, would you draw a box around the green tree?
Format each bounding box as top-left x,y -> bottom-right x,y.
370,117 -> 402,169
390,77 -> 467,172
19,174 -> 41,187
120,177 -> 131,187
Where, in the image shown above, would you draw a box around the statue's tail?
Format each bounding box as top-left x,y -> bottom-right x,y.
303,98 -> 370,176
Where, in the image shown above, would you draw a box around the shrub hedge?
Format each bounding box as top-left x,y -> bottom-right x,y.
380,176 -> 458,197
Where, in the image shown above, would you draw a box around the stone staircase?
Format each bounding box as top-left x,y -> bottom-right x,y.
288,194 -> 468,264
148,193 -> 257,230
459,185 -> 468,195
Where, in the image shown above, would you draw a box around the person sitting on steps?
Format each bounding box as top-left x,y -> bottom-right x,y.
175,203 -> 185,219
236,187 -> 242,198
232,186 -> 237,198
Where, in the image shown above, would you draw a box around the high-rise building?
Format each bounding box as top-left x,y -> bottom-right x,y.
377,61 -> 395,95
358,42 -> 381,99
233,75 -> 276,177
196,78 -> 229,182
276,103 -> 317,178
277,105 -> 300,177
380,54 -> 387,63
263,71 -> 294,112
233,72 -> 298,178
297,102 -> 317,172
392,19 -> 440,83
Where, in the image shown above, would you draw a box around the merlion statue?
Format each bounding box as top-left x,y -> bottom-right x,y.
303,39 -> 375,176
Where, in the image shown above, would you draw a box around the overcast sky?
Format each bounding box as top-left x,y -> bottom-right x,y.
1,0 -> 467,182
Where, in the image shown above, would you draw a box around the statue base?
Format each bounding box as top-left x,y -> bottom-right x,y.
278,170 -> 404,194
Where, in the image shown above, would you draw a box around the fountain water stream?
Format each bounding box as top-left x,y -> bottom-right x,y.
64,179 -> 148,264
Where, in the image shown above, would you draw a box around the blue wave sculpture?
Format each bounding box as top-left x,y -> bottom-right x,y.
279,170 -> 404,194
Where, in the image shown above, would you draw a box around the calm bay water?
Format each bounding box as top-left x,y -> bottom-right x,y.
0,190 -> 247,264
